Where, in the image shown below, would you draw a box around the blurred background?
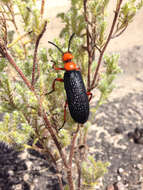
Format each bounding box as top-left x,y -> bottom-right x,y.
41,0 -> 143,52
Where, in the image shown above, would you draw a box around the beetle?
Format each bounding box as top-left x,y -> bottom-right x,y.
48,33 -> 92,127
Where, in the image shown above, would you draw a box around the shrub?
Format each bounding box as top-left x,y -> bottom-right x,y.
0,0 -> 142,189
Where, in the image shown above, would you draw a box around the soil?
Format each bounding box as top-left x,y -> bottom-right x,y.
0,2 -> 143,190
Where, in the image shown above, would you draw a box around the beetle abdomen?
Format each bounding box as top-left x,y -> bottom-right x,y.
64,71 -> 89,124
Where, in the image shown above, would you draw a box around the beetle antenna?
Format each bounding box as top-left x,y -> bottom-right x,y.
68,33 -> 75,52
48,41 -> 63,54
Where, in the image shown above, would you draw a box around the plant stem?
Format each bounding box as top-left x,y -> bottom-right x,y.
41,0 -> 45,16
4,50 -> 34,91
42,111 -> 68,169
67,125 -> 80,190
77,162 -> 81,190
32,21 -> 47,86
6,3 -> 27,56
90,0 -> 123,90
69,124 -> 80,166
83,0 -> 92,90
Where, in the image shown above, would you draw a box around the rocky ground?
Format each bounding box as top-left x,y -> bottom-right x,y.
89,92 -> 143,190
88,45 -> 143,190
0,45 -> 143,190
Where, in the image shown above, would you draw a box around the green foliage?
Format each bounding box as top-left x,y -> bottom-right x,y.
57,0 -> 84,37
0,0 -> 143,189
58,129 -> 71,147
0,0 -> 48,147
0,58 -> 7,72
97,54 -> 121,106
14,0 -> 47,35
81,156 -> 109,187
0,112 -> 34,146
88,0 -> 109,48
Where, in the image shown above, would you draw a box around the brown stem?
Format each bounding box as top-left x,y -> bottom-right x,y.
68,124 -> 80,166
41,0 -> 45,16
87,32 -> 92,90
66,125 -> 80,190
32,21 -> 47,86
84,0 -> 91,90
42,111 -> 68,169
6,4 -> 27,56
4,50 -> 34,91
112,24 -> 128,39
90,0 -> 123,90
77,158 -> 81,190
0,12 -> 7,45
77,134 -> 83,190
58,178 -> 64,190
6,4 -> 18,31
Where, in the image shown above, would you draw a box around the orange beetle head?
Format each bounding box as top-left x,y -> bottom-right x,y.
62,52 -> 74,62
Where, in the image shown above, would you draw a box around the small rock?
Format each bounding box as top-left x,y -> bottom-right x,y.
118,168 -> 124,174
23,173 -> 30,181
12,184 -> 22,190
114,127 -> 123,134
114,182 -> 127,190
8,170 -> 14,176
106,182 -> 128,190
128,128 -> 143,144
137,163 -> 143,170
25,160 -> 32,170
117,175 -> 122,181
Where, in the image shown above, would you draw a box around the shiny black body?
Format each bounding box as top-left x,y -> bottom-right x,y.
64,70 -> 89,123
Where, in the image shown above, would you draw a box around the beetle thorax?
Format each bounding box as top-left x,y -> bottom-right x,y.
64,61 -> 78,71
62,52 -> 78,71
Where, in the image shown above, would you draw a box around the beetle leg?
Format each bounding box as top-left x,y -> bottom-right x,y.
47,78 -> 64,95
51,60 -> 65,71
87,91 -> 92,102
59,100 -> 68,130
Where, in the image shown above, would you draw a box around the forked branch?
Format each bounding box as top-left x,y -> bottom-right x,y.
90,0 -> 123,90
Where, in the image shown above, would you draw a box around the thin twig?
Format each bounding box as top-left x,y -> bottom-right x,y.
75,128 -> 85,190
0,11 -> 7,45
8,31 -> 32,48
6,3 -> 27,56
41,0 -> 45,17
90,0 -> 123,90
67,125 -> 80,190
77,161 -> 81,190
4,50 -> 34,91
42,111 -> 68,169
32,21 -> 47,86
112,24 -> 128,39
83,0 -> 93,90
69,124 -> 80,166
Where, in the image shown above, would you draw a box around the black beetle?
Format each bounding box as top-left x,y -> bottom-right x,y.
48,34 -> 92,127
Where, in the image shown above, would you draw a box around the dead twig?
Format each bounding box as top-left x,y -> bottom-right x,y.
90,0 -> 123,90
32,21 -> 47,86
